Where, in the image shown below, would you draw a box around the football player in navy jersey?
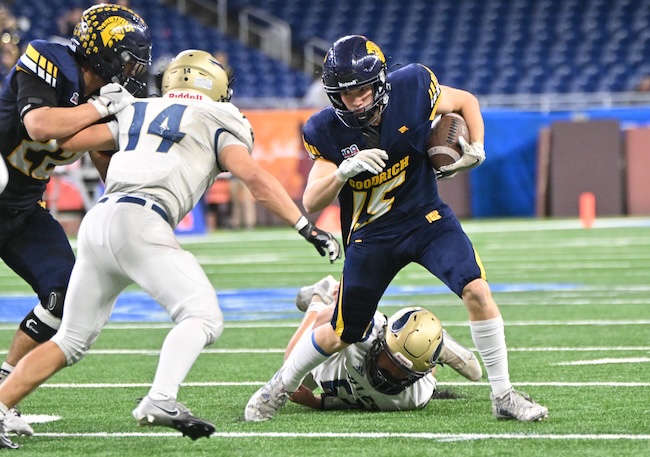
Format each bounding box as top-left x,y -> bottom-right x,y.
0,3 -> 151,444
246,35 -> 548,423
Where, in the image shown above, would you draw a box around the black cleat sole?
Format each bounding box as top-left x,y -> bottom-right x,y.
172,419 -> 216,441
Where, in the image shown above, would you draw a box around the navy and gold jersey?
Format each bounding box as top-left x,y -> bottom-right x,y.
0,40 -> 87,210
303,64 -> 443,246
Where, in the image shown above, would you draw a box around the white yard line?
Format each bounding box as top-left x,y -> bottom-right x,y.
2,319 -> 649,331
1,346 -> 649,355
38,381 -> 650,388
22,431 -> 650,441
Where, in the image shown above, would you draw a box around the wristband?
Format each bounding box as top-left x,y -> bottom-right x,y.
334,169 -> 347,183
293,215 -> 309,232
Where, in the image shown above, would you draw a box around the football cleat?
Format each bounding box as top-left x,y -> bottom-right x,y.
491,389 -> 549,422
0,368 -> 10,384
295,275 -> 338,312
1,408 -> 33,436
0,422 -> 19,449
132,396 -> 215,440
437,330 -> 483,381
244,368 -> 293,422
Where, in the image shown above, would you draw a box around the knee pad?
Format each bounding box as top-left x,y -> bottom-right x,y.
19,290 -> 64,343
175,311 -> 223,346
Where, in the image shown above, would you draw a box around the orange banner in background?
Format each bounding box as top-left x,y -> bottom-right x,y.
242,109 -> 316,199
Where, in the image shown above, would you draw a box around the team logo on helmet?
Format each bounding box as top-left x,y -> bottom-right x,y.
365,40 -> 386,63
75,5 -> 146,56
99,17 -> 137,49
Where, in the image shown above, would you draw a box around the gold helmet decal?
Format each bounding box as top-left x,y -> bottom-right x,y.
99,16 -> 137,49
365,40 -> 386,64
75,4 -> 145,56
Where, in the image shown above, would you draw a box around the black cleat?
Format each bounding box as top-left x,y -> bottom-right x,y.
132,396 -> 215,440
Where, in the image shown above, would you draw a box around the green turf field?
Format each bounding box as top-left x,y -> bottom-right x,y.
1,217 -> 649,456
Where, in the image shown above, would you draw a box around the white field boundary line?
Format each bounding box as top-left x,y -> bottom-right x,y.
37,381 -> 650,388
2,347 -> 650,355
21,432 -> 650,441
2,319 -> 650,331
1,347 -> 650,356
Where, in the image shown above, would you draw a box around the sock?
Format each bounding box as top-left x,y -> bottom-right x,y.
0,400 -> 8,416
306,301 -> 328,314
0,362 -> 14,384
148,320 -> 210,400
281,330 -> 331,392
470,315 -> 512,398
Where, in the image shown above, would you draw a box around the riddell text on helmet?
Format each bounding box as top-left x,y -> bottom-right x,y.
168,92 -> 206,100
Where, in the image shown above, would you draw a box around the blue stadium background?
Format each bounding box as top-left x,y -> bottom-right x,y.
7,0 -> 650,218
10,0 -> 650,99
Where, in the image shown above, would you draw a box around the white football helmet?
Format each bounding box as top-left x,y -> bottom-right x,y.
161,49 -> 232,102
366,307 -> 443,395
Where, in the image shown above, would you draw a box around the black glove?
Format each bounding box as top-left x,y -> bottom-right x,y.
295,217 -> 341,263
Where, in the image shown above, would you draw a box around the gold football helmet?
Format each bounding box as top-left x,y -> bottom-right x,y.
366,307 -> 443,395
161,49 -> 232,102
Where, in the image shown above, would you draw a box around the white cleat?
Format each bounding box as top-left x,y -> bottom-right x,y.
244,368 -> 293,422
2,408 -> 33,436
491,389 -> 549,422
295,275 -> 338,312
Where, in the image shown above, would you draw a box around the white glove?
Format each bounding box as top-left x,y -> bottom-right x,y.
0,156 -> 7,196
90,83 -> 135,118
334,148 -> 388,182
436,137 -> 485,180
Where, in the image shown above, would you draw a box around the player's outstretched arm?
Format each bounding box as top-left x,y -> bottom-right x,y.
222,145 -> 341,263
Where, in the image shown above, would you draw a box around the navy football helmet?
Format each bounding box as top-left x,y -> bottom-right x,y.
322,35 -> 390,128
72,3 -> 152,95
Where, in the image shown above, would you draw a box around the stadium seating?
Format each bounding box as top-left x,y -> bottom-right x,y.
228,0 -> 650,95
9,0 -> 650,98
9,0 -> 312,99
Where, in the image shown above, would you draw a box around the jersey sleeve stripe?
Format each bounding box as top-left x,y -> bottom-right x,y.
19,44 -> 58,88
421,65 -> 441,120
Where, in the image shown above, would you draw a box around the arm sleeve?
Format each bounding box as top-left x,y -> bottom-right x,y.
16,70 -> 58,122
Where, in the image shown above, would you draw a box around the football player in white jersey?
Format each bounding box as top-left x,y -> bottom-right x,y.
0,49 -> 341,443
284,277 -> 482,412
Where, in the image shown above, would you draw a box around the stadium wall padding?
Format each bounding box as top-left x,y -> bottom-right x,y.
475,106 -> 650,218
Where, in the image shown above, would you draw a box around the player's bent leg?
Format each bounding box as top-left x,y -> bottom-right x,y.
4,291 -> 65,369
132,396 -> 215,440
135,307 -> 222,439
0,341 -> 67,420
438,329 -> 483,381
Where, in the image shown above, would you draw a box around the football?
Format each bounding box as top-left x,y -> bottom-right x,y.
427,113 -> 469,170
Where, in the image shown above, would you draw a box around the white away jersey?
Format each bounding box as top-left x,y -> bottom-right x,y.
310,312 -> 437,411
103,93 -> 253,227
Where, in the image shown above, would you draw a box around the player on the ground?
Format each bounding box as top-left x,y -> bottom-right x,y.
0,48 -> 340,445
287,276 -> 482,412
0,4 -> 151,448
245,35 -> 548,424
